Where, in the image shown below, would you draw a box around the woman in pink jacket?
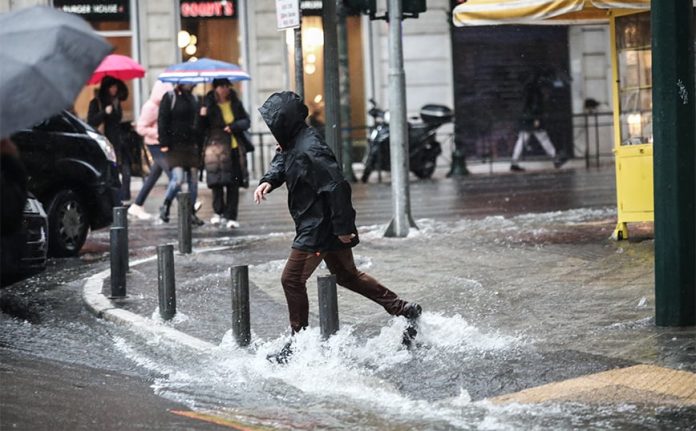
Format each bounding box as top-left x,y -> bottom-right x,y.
128,81 -> 174,220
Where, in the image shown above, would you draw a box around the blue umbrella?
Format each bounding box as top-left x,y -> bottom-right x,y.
158,57 -> 250,84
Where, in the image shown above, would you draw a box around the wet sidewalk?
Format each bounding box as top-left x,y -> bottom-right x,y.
83,167 -> 696,429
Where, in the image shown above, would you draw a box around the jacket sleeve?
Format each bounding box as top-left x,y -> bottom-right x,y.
306,149 -> 356,235
230,101 -> 250,132
157,93 -> 172,149
135,100 -> 158,143
196,93 -> 213,136
259,152 -> 286,190
87,98 -> 104,128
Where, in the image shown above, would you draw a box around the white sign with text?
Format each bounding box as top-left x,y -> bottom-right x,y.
276,0 -> 300,30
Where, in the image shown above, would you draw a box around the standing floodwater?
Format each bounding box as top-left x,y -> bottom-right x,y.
93,208 -> 695,429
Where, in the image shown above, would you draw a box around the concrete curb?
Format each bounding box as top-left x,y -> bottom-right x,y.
81,247 -> 231,352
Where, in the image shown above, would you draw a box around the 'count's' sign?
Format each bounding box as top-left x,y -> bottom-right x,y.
54,0 -> 129,21
180,0 -> 237,18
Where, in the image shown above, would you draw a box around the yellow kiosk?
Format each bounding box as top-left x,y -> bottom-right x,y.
452,0 -> 653,240
611,10 -> 653,240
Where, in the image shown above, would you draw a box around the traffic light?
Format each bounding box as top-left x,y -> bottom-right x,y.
344,0 -> 376,16
344,0 -> 426,20
402,0 -> 426,17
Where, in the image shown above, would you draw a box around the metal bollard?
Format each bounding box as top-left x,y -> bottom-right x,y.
230,265 -> 251,347
317,275 -> 339,339
112,206 -> 129,271
177,191 -> 192,254
109,226 -> 127,298
157,245 -> 176,320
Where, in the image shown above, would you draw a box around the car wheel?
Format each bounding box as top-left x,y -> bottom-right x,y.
47,190 -> 88,257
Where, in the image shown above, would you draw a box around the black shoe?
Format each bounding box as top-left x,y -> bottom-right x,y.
401,303 -> 422,349
266,341 -> 293,364
510,164 -> 525,172
402,325 -> 418,348
191,214 -> 204,227
553,157 -> 568,169
402,302 -> 422,321
159,205 -> 170,223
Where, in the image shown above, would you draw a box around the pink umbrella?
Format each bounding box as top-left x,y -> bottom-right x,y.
88,54 -> 145,85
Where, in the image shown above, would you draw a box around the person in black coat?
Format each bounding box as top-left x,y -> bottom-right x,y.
88,76 -> 130,201
157,83 -> 203,225
510,69 -> 567,172
254,91 -> 422,362
198,78 -> 252,229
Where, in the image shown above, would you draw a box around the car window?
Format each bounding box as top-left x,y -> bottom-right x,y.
33,115 -> 76,133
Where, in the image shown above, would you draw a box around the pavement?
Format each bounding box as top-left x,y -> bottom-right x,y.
81,162 -> 696,429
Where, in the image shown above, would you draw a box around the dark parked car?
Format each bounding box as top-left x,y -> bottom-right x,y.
1,194 -> 48,286
11,111 -> 120,257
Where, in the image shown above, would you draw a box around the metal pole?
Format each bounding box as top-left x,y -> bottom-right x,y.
259,133 -> 265,176
384,0 -> 415,238
594,112 -> 600,168
157,244 -> 176,320
230,265 -> 251,347
130,0 -> 142,120
337,0 -> 355,181
177,191 -> 192,254
652,0 -> 696,326
109,227 -> 127,298
113,206 -> 129,271
294,25 -> 304,99
317,274 -> 339,339
323,0 -> 342,168
584,113 -> 590,169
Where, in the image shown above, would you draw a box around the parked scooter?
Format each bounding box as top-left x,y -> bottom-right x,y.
361,99 -> 452,182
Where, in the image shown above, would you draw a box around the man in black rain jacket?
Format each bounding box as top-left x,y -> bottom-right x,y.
255,91 -> 422,345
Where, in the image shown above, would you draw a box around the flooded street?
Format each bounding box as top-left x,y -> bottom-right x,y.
2,169 -> 695,430
97,208 -> 695,430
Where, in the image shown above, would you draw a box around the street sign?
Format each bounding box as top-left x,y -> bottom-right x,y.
276,0 -> 300,30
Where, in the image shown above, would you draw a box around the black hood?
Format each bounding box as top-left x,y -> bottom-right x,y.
258,91 -> 308,149
98,75 -> 128,104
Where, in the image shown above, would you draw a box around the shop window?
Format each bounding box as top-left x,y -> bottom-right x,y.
56,2 -> 135,122
180,19 -> 240,64
286,15 -> 366,139
616,12 -> 652,146
179,1 -> 240,64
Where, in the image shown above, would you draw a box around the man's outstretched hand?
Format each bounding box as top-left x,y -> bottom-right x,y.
254,182 -> 272,204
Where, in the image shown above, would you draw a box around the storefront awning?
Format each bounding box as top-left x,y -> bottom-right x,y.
452,0 -> 650,26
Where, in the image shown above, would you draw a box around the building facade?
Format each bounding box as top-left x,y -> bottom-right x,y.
0,0 -> 616,166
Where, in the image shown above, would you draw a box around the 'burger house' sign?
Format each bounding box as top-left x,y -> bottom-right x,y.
180,1 -> 238,18
54,0 -> 129,21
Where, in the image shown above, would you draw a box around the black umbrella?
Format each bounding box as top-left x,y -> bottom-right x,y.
0,6 -> 112,138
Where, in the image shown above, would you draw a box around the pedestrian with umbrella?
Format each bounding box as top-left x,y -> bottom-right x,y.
128,81 -> 174,220
157,84 -> 204,225
88,75 -> 131,202
198,78 -> 253,229
158,57 -> 252,227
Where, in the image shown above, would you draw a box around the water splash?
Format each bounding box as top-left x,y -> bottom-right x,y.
108,311 -> 521,429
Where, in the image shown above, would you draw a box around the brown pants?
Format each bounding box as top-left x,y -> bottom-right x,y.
281,248 -> 408,333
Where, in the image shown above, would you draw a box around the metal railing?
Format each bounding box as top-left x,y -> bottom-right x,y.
572,111 -> 615,169
246,113 -> 614,179
247,128 -> 372,180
